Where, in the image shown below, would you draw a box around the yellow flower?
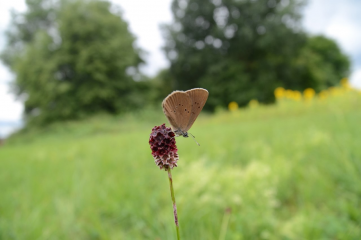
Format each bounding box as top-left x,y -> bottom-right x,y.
340,78 -> 351,90
274,87 -> 285,99
228,101 -> 239,112
293,91 -> 302,101
318,90 -> 328,100
303,88 -> 315,100
329,87 -> 341,96
285,89 -> 294,99
249,99 -> 259,108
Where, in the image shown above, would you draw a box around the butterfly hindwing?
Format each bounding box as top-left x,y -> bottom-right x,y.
184,88 -> 209,132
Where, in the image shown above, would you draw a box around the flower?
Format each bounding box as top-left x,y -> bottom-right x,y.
329,87 -> 341,96
149,124 -> 179,170
292,91 -> 302,101
228,101 -> 239,112
249,99 -> 259,108
318,90 -> 328,100
274,87 -> 285,99
303,88 -> 315,100
285,89 -> 294,99
340,78 -> 351,89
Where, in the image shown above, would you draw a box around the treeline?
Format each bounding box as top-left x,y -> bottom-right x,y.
1,0 -> 350,126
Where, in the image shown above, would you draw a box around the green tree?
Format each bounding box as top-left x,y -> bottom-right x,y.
293,35 -> 350,92
1,0 -> 143,125
162,0 -> 350,109
147,69 -> 175,103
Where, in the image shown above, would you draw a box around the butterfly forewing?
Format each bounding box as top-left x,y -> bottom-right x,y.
162,91 -> 193,132
185,88 -> 209,132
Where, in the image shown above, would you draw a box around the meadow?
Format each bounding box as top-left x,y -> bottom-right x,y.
0,85 -> 361,239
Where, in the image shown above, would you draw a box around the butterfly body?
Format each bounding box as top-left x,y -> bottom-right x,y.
162,88 -> 209,138
174,129 -> 189,138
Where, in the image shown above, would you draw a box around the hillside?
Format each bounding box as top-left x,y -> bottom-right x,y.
0,86 -> 360,239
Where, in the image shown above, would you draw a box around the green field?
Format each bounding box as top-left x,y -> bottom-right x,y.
1,89 -> 361,239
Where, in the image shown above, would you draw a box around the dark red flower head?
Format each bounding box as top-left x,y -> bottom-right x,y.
149,124 -> 179,170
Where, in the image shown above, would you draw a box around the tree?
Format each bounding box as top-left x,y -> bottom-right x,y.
1,0 -> 143,125
147,69 -> 175,103
293,35 -> 350,92
162,0 -> 350,110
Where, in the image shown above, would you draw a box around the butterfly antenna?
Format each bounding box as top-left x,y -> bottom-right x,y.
189,133 -> 200,146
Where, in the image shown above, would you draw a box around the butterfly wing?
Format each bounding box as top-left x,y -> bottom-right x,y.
162,91 -> 193,133
184,88 -> 209,132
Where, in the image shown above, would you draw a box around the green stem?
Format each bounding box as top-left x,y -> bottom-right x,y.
218,208 -> 231,240
167,168 -> 180,240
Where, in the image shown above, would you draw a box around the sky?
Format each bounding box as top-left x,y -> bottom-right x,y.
0,0 -> 361,137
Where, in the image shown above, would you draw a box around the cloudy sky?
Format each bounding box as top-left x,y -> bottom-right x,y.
1,0 -> 361,136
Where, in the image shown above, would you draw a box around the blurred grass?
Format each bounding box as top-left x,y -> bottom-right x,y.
1,89 -> 361,239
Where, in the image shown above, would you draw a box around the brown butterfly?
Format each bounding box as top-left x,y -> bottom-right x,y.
162,88 -> 209,143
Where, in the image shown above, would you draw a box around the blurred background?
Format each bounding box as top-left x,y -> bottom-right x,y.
0,0 -> 360,136
0,0 -> 360,239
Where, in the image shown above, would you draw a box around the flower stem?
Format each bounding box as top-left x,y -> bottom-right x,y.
218,208 -> 232,240
167,168 -> 180,240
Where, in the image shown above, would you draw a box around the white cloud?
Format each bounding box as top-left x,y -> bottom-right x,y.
113,0 -> 173,76
302,0 -> 340,34
0,82 -> 23,121
0,0 -> 26,31
302,0 -> 361,88
0,124 -> 22,138
324,8 -> 361,55
303,0 -> 361,54
0,64 -> 13,83
350,68 -> 361,89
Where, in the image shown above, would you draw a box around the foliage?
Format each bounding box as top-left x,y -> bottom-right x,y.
162,0 -> 350,110
1,0 -> 144,125
294,35 -> 350,91
146,69 -> 174,104
1,86 -> 361,239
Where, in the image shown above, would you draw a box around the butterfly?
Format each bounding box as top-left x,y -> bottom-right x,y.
162,88 -> 209,142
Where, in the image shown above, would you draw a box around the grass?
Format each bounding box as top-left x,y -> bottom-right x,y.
0,89 -> 361,239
